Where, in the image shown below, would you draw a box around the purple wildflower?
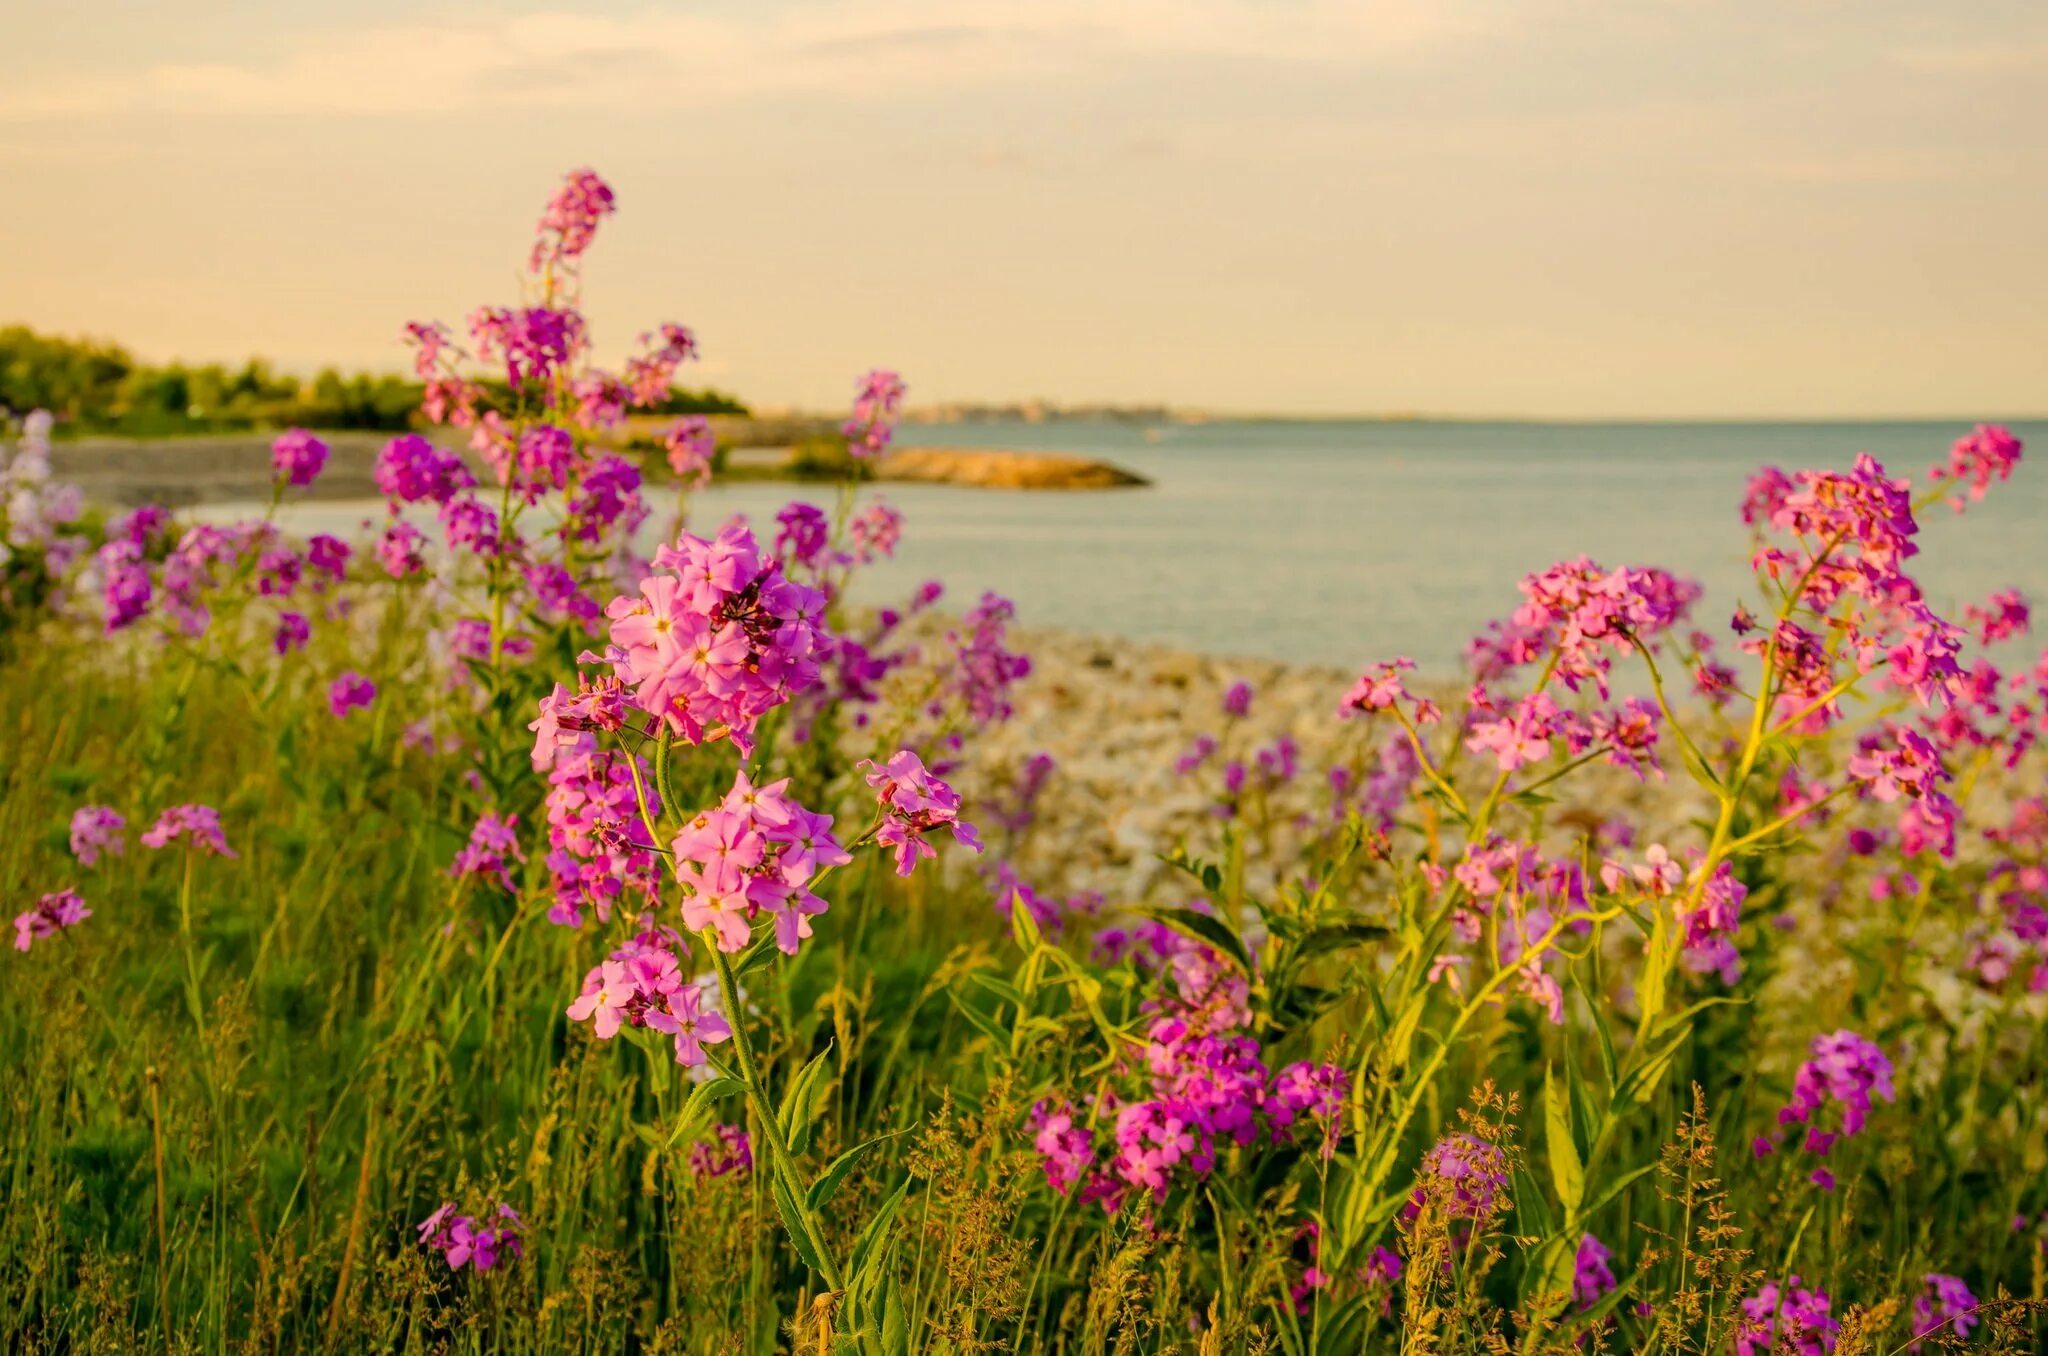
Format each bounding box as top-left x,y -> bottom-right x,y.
14,889 -> 90,952
69,806 -> 126,867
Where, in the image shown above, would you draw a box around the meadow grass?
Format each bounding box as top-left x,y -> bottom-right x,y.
3,169 -> 2045,1355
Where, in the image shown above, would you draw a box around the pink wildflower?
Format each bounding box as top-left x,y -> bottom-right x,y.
141,804 -> 236,857
328,672 -> 376,718
69,805 -> 126,867
451,813 -> 525,891
14,889 -> 89,952
860,749 -> 983,876
530,166 -> 617,272
270,429 -> 328,488
1927,423 -> 2022,504
664,417 -> 715,489
842,369 -> 906,460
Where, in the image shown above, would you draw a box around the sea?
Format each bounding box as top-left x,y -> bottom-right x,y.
247,418 -> 2048,675
706,419 -> 2048,672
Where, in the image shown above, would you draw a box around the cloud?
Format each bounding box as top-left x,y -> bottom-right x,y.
0,2 -> 1501,122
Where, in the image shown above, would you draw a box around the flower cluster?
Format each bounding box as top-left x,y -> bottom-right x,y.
1340,657 -> 1439,725
672,771 -> 850,954
1429,840 -> 1590,1022
1507,558 -> 1701,694
451,813 -> 525,892
1848,725 -> 1959,860
374,434 -> 474,505
1965,588 -> 2029,647
141,804 -> 235,857
14,889 -> 89,952
842,369 -> 906,460
1928,423 -> 2023,505
2,410 -> 86,576
1601,850 -> 1747,986
567,931 -> 732,1066
1031,915 -> 1346,1213
690,1123 -> 753,1180
1736,1276 -> 1839,1356
665,416 -> 716,489
69,805 -> 126,866
1910,1272 -> 1978,1347
1757,1029 -> 1895,1189
418,1202 -> 525,1273
937,592 -> 1032,727
269,429 -> 329,489
860,750 -> 982,876
539,738 -> 663,928
603,523 -> 826,752
1573,1233 -> 1617,1310
328,672 -> 376,718
623,325 -> 698,410
848,502 -> 903,563
530,166 -> 617,273
1403,1132 -> 1511,1226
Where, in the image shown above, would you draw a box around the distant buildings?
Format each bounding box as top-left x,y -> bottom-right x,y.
901,400 -> 1175,425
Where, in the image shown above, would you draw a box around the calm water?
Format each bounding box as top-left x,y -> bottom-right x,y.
258,419 -> 2048,674
721,419 -> 2048,671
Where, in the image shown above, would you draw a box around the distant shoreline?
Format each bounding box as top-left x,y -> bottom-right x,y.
45,431 -> 1149,508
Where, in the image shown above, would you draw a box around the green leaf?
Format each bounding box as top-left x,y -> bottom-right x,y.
1523,1235 -> 1577,1315
881,1273 -> 909,1354
665,1076 -> 745,1148
735,936 -> 779,979
1578,1159 -> 1659,1222
1544,1065 -> 1585,1217
771,1173 -> 826,1274
1291,920 -> 1391,961
1011,1014 -> 1070,1049
1160,850 -> 1225,898
1646,993 -> 1747,1044
850,1176 -> 911,1280
1635,913 -> 1672,1033
1008,889 -> 1044,951
1513,1163 -> 1554,1237
943,986 -> 1010,1045
778,1042 -> 835,1156
967,971 -> 1027,1009
1574,965 -> 1618,1094
1615,1028 -> 1690,1107
1130,903 -> 1254,976
807,1126 -> 913,1212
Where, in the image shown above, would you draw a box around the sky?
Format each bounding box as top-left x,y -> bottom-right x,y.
3,0 -> 2044,418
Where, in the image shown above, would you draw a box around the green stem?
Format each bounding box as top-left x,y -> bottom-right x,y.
177,851 -> 207,1037
654,726 -> 679,823
705,941 -> 848,1293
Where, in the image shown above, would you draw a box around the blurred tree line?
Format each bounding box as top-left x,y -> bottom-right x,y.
0,325 -> 748,435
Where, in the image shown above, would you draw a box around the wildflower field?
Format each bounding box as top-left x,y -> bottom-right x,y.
5,171 -> 2047,1355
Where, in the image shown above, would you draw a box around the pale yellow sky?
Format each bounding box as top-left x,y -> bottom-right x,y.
3,1 -> 2044,417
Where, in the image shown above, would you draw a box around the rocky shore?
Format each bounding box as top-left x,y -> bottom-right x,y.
875,447 -> 1148,490
930,622 -> 1717,906
958,626 -> 1361,901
